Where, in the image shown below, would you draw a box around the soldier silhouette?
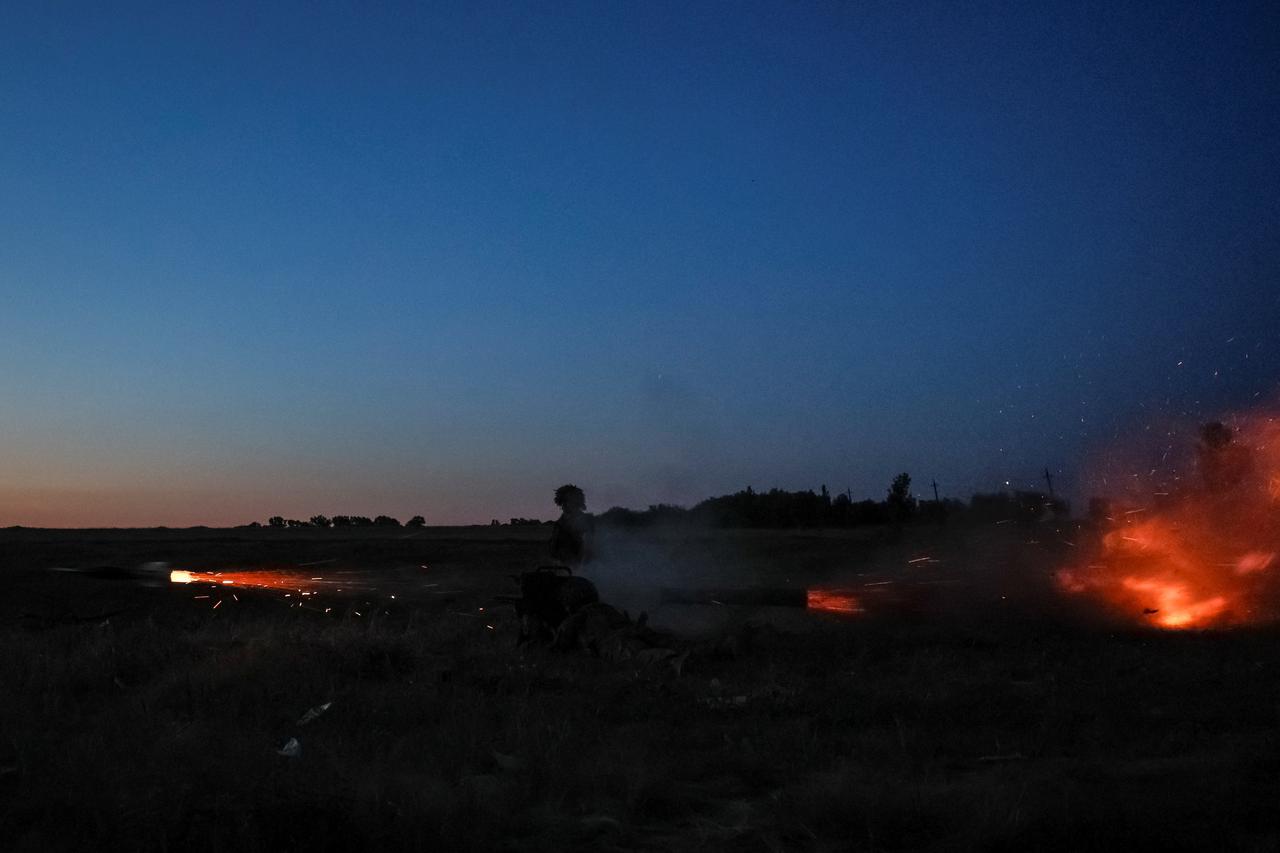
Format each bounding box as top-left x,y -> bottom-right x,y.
549,484 -> 593,570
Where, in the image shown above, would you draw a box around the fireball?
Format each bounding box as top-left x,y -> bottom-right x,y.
1058,414 -> 1280,629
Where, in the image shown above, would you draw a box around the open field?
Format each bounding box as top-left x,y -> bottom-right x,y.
3,525 -> 1280,851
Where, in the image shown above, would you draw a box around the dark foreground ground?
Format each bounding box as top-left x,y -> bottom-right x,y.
2,524 -> 1279,851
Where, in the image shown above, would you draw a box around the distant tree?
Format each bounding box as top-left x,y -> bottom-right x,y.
246,521 -> 262,528
599,506 -> 644,527
849,499 -> 887,526
310,515 -> 332,528
691,485 -> 842,528
285,518 -> 309,528
406,515 -> 426,527
887,473 -> 916,521
331,515 -> 352,527
1198,421 -> 1252,493
1200,421 -> 1233,450
350,516 -> 373,527
268,516 -> 285,528
373,515 -> 401,527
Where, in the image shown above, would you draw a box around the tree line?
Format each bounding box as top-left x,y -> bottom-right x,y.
597,474 -> 1069,529
249,473 -> 1070,531
255,514 -> 426,529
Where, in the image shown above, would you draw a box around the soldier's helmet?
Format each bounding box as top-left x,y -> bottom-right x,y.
554,484 -> 586,513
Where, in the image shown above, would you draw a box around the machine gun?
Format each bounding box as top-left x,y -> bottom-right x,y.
497,565 -> 600,644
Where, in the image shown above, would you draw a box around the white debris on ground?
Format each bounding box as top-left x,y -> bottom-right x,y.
297,701 -> 332,726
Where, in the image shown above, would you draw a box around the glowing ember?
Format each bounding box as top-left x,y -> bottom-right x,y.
807,588 -> 862,614
1058,412 -> 1280,629
168,567 -> 330,592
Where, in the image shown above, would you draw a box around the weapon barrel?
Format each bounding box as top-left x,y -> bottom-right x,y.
658,586 -> 808,608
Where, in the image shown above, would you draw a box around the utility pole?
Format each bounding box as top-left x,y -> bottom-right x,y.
931,479 -> 940,503
1043,467 -> 1056,500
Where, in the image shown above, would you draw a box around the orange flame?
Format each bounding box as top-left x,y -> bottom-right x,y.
1058,412 -> 1280,629
169,568 -> 323,592
807,588 -> 862,614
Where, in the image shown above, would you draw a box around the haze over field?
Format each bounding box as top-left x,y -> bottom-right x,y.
2,2 -> 1277,526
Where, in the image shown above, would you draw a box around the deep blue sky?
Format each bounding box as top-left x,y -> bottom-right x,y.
2,1 -> 1277,525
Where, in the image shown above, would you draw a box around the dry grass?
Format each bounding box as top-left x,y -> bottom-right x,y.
3,527 -> 1280,851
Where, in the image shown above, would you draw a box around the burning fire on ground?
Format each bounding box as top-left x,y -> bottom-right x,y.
169,568 -> 321,591
1057,413 -> 1280,629
167,567 -> 387,614
806,588 -> 863,614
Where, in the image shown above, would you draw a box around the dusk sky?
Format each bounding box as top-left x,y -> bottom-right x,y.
2,2 -> 1278,526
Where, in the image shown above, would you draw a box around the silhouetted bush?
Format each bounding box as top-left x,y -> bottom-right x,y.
406,515 -> 426,527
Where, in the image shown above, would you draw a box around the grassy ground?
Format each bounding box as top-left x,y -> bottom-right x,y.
3,526 -> 1280,851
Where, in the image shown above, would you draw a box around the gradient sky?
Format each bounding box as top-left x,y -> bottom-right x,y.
2,1 -> 1278,526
